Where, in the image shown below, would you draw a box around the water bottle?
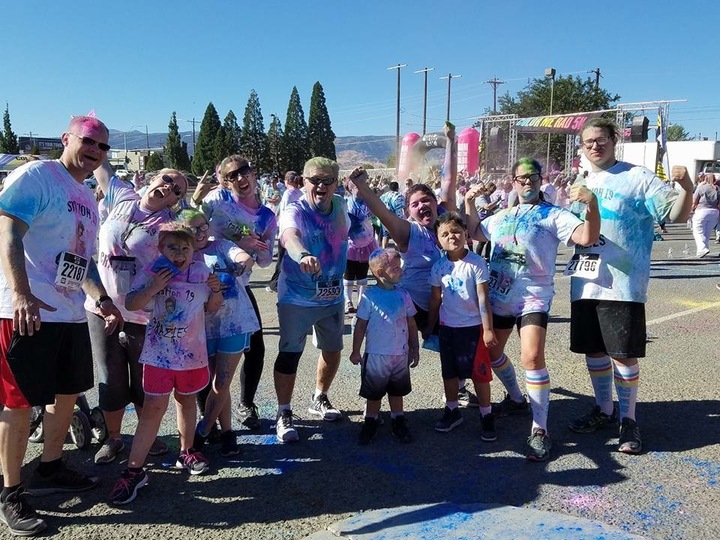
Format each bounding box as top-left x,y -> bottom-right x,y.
667,247 -> 674,259
682,244 -> 690,257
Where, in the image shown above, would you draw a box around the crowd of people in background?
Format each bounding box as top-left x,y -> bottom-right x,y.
0,115 -> 695,536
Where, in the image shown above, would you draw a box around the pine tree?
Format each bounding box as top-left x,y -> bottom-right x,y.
1,104 -> 19,154
282,86 -> 310,172
240,90 -> 268,171
192,102 -> 222,175
164,112 -> 183,169
223,110 -> 241,155
178,142 -> 192,171
146,152 -> 165,172
308,82 -> 336,160
267,114 -> 285,173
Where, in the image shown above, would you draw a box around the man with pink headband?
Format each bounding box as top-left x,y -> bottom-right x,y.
0,116 -> 122,536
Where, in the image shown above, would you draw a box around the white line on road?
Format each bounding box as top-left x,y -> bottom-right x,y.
647,301 -> 720,326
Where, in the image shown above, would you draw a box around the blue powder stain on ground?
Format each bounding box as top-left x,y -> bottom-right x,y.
681,457 -> 720,487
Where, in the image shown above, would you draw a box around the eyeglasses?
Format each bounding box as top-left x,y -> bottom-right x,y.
513,173 -> 541,185
581,136 -> 611,149
161,174 -> 184,197
226,165 -> 253,181
69,133 -> 110,152
190,223 -> 209,234
306,176 -> 337,186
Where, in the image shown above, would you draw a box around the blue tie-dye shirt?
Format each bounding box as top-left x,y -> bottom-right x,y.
570,162 -> 678,303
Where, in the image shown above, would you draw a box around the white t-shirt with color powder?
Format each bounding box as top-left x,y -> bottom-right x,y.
130,260 -> 211,371
85,176 -> 174,325
570,162 -> 679,303
356,286 -> 416,356
0,160 -> 99,323
429,250 -> 490,328
400,222 -> 442,311
481,201 -> 582,311
278,195 -> 349,307
201,188 -> 278,267
197,239 -> 260,339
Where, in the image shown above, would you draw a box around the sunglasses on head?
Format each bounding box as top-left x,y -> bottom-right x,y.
69,132 -> 110,152
306,176 -> 337,186
161,174 -> 184,197
226,165 -> 253,181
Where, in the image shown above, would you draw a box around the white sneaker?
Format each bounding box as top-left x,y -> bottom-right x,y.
308,393 -> 341,421
698,248 -> 710,258
275,410 -> 299,443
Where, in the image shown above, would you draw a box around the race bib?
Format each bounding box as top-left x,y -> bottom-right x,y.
316,278 -> 341,300
488,269 -> 514,298
563,253 -> 600,279
109,255 -> 136,295
55,252 -> 89,290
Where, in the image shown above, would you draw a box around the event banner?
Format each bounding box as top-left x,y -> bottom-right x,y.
514,112 -> 604,134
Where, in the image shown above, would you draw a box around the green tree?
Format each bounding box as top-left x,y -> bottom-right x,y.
146,152 -> 165,172
386,153 -> 396,168
164,112 -> 183,169
495,75 -> 621,169
266,114 -> 285,173
223,110 -> 241,155
282,86 -> 310,172
667,123 -> 690,141
240,90 -> 268,171
0,104 -> 19,154
192,102 -> 222,175
30,144 -> 40,155
308,81 -> 336,160
178,142 -> 192,171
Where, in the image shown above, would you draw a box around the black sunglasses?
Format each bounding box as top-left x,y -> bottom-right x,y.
69,132 -> 110,152
306,176 -> 337,186
226,165 -> 253,181
161,174 -> 184,197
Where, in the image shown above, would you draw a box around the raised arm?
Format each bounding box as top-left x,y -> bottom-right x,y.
349,168 -> 411,252
439,122 -> 457,212
668,165 -> 695,223
463,185 -> 489,243
94,158 -> 115,196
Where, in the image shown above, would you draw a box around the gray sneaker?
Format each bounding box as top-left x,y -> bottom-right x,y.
276,410 -> 299,443
527,428 -> 552,462
0,487 -> 46,536
94,437 -> 125,465
569,405 -> 618,433
307,393 -> 341,421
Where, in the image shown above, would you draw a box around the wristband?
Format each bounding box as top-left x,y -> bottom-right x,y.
95,295 -> 112,308
299,252 -> 312,259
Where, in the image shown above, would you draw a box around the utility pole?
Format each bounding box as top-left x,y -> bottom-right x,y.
588,68 -> 601,91
387,63 -> 407,171
440,73 -> 462,122
145,125 -> 150,150
484,77 -> 506,113
414,67 -> 435,135
187,117 -> 199,153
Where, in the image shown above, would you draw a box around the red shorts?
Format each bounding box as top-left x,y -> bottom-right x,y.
472,339 -> 493,384
142,364 -> 209,396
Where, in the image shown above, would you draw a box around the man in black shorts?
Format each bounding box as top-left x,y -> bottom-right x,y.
0,115 -> 123,536
568,118 -> 693,454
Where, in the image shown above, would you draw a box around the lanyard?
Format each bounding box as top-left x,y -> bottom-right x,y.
119,202 -> 160,253
512,203 -> 537,245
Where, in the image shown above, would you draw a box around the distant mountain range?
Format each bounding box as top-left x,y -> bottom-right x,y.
108,129 -> 395,169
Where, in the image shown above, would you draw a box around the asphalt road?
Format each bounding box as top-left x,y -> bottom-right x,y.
8,223 -> 720,540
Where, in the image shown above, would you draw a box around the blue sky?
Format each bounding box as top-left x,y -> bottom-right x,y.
4,1 -> 719,142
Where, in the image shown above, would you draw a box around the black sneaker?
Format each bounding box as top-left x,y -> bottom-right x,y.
491,393 -> 531,417
618,418 -> 642,454
108,468 -> 148,506
237,403 -> 261,431
457,385 -> 480,408
358,417 -> 379,445
220,430 -> 240,457
480,413 -> 497,442
434,406 -> 463,433
0,487 -> 47,536
569,404 -> 618,433
527,428 -> 552,462
207,422 -> 222,445
307,393 -> 341,421
391,416 -> 412,443
28,462 -> 99,496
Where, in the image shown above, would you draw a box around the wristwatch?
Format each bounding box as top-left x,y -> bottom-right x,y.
95,295 -> 113,308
